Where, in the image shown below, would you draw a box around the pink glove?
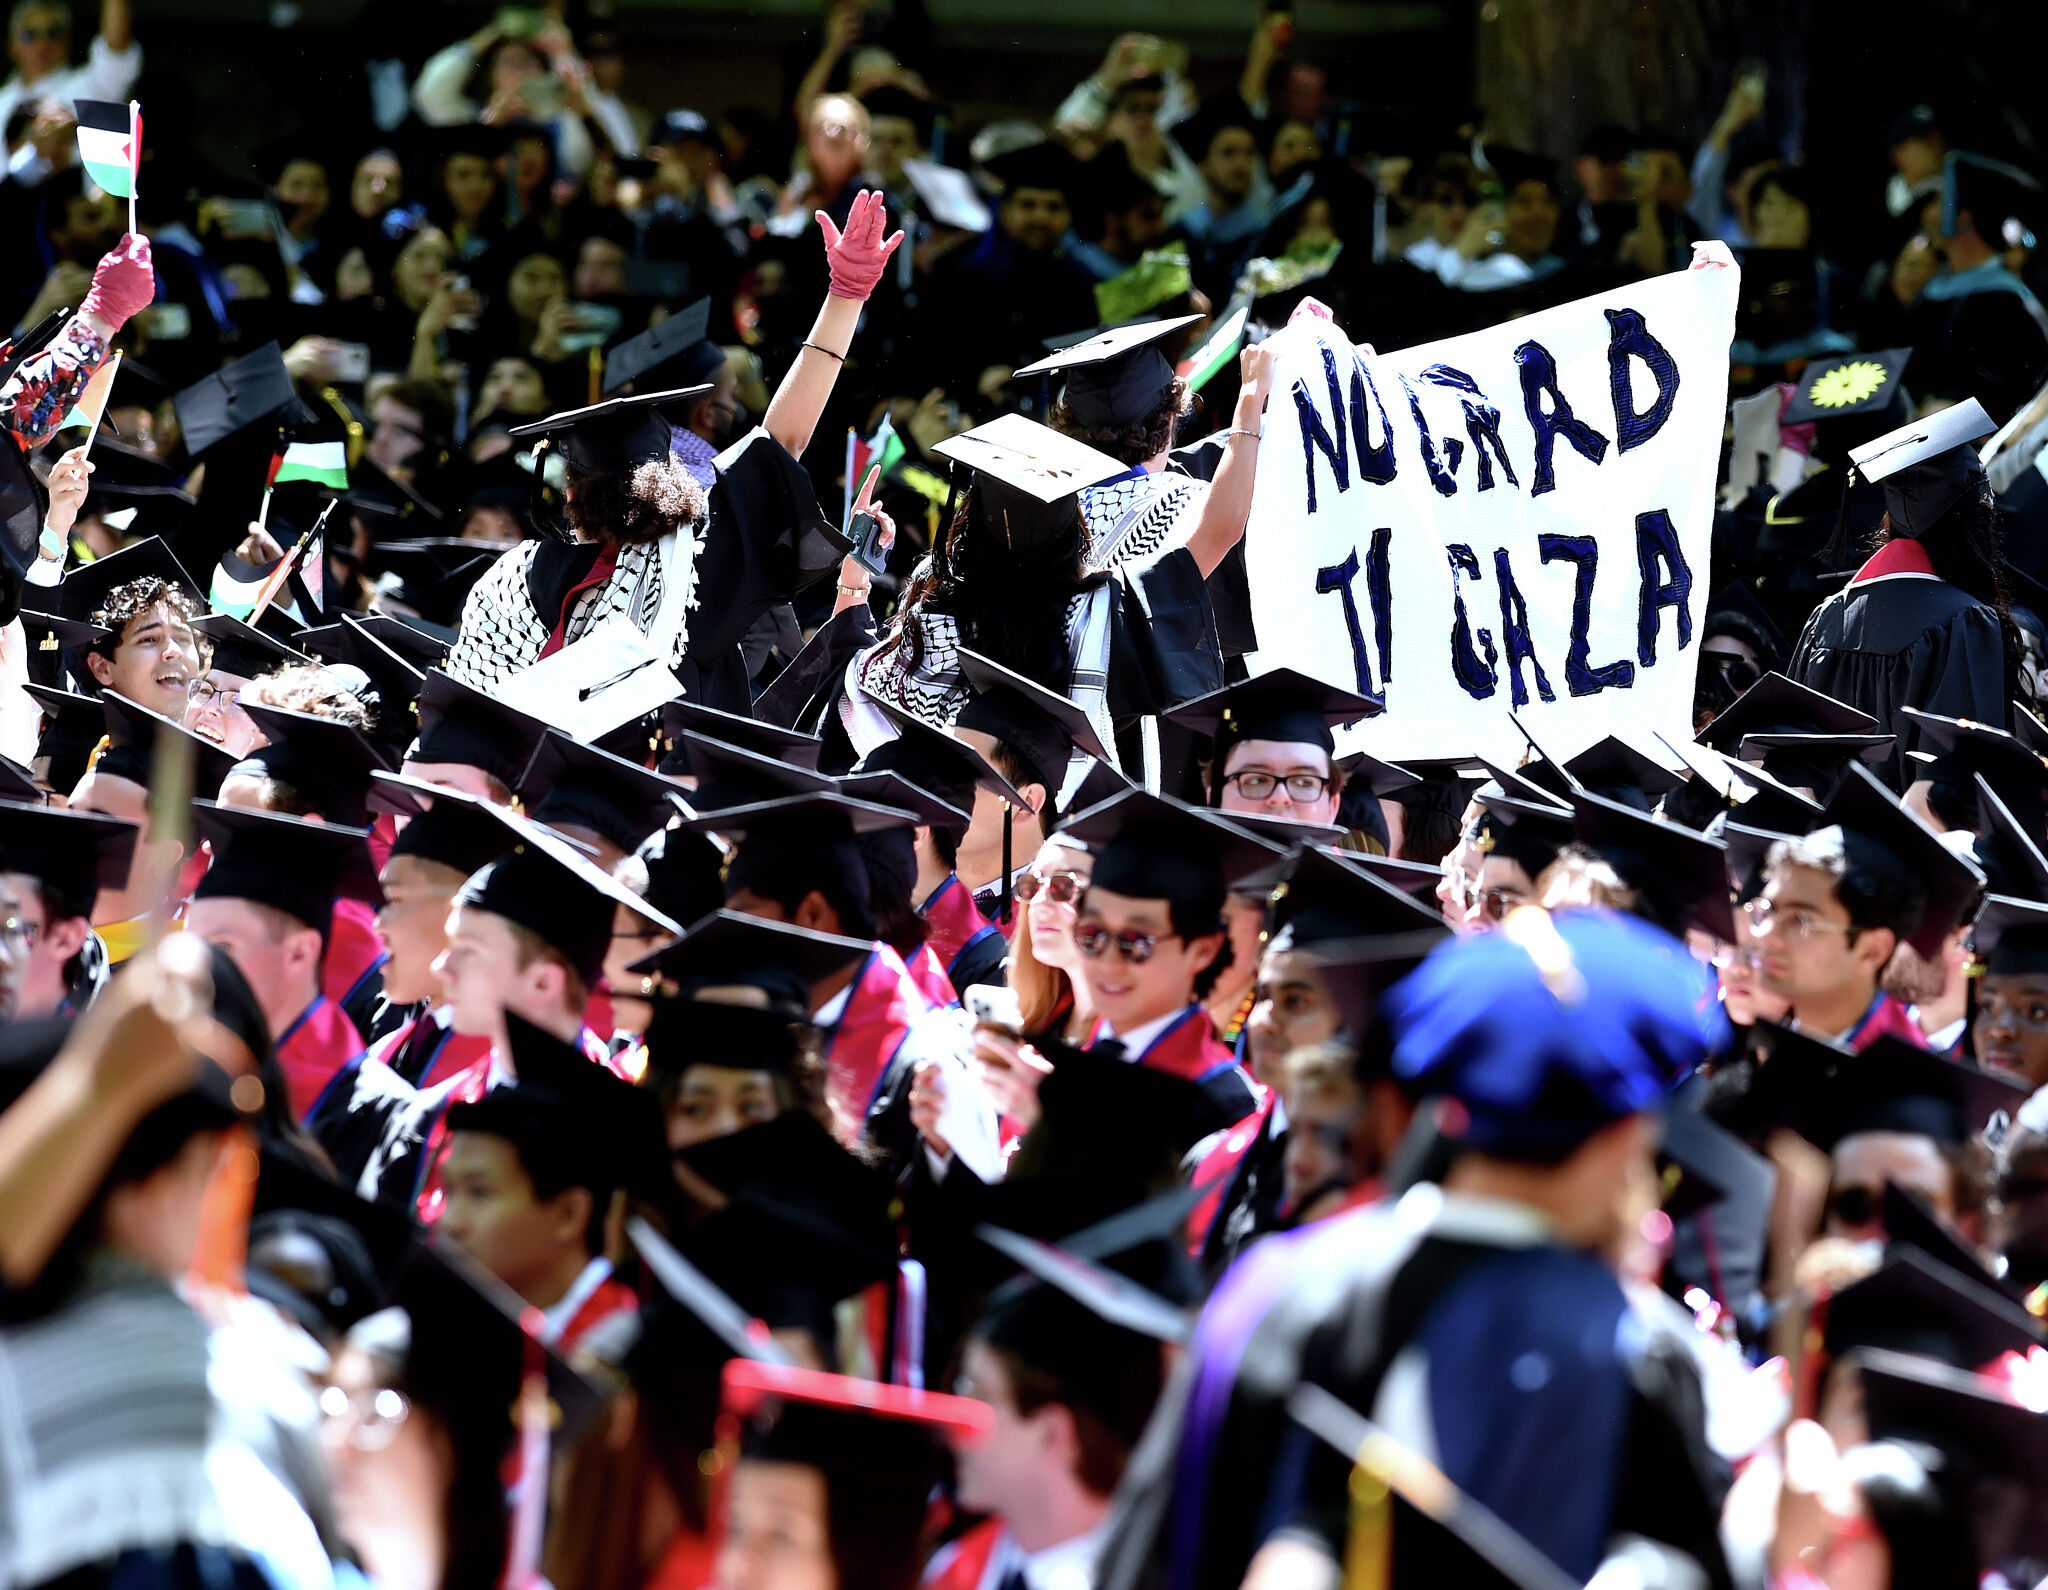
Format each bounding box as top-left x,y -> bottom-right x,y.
81,233 -> 156,330
817,188 -> 905,302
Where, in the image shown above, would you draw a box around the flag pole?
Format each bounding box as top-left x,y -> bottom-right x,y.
125,99 -> 138,236
77,350 -> 119,463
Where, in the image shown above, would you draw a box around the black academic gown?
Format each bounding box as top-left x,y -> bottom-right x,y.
1096,1198 -> 1732,1590
1788,550 -> 2007,786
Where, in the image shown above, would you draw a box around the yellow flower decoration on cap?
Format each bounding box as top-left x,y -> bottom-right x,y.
1809,360 -> 1888,409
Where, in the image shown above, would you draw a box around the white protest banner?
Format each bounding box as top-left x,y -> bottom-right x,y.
1242,259 -> 1739,765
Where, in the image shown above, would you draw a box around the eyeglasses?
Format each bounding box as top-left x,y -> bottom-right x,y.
1741,897 -> 1855,942
1438,855 -> 1477,909
0,916 -> 36,948
1223,770 -> 1331,804
185,679 -> 240,711
1074,922 -> 1178,964
1475,886 -> 1525,924
1014,868 -> 1088,907
1707,941 -> 1759,971
318,1383 -> 412,1450
1703,652 -> 1760,695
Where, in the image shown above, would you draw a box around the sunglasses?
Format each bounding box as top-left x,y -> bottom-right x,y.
1704,652 -> 1761,695
1074,923 -> 1178,964
1014,868 -> 1088,907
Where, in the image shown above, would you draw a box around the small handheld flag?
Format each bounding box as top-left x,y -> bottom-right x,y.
273,439 -> 349,491
843,413 -> 903,529
75,99 -> 141,231
59,350 -> 121,452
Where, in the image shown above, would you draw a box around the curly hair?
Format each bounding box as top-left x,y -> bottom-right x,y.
88,578 -> 210,667
564,457 -> 706,548
875,487 -> 1103,686
1048,376 -> 1190,467
242,664 -> 373,727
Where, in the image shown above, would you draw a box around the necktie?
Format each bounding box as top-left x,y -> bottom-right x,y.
1093,1036 -> 1128,1062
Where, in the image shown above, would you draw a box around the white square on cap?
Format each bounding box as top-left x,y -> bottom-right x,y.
1013,314 -> 1203,377
1848,397 -> 1996,482
930,413 -> 1129,502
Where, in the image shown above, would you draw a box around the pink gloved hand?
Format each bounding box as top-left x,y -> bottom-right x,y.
80,233 -> 156,331
817,188 -> 905,302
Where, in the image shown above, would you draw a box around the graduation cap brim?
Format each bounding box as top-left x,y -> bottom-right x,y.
626,1213 -> 799,1365
506,386 -> 714,474
1235,840 -> 1448,944
0,797 -> 140,895
1561,735 -> 1686,799
679,730 -> 839,806
720,1357 -> 994,1443
1736,731 -> 1895,764
96,692 -> 242,796
836,769 -> 972,831
1058,786 -> 1283,902
975,1222 -> 1190,1343
457,799 -> 682,934
929,413 -> 1129,505
1474,758 -> 1572,812
1823,762 -> 1985,958
190,613 -> 312,677
1013,315 -> 1203,380
191,799 -> 385,910
19,607 -> 112,650
1735,1023 -> 2028,1152
172,342 -> 298,457
1163,665 -> 1380,746
1700,672 -> 1880,750
627,907 -> 870,993
55,535 -> 204,625
1848,396 -> 1996,483
521,728 -> 682,848
955,646 -> 1110,764
1212,809 -> 1348,852
672,790 -> 915,841
1658,1102 -> 1774,1223
1570,788 -> 1736,941
1779,348 -> 1912,427
662,700 -> 824,770
865,696 -> 1032,810
1824,1245 -> 2042,1366
1881,1180 -> 2009,1292
1970,892 -> 2048,962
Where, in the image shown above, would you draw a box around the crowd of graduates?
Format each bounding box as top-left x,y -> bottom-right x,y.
10,4 -> 2048,1590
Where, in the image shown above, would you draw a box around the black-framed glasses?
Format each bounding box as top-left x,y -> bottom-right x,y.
1702,652 -> 1761,695
1074,923 -> 1177,964
1014,869 -> 1087,907
186,678 -> 241,711
1223,770 -> 1331,804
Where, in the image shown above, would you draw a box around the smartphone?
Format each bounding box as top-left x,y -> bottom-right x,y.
330,342 -> 372,384
215,198 -> 275,239
556,301 -> 623,353
965,984 -> 1023,1035
847,509 -> 889,576
446,274 -> 477,333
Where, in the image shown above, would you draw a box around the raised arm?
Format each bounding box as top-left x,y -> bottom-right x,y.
1181,342 -> 1277,579
4,234 -> 152,456
763,188 -> 904,459
98,0 -> 133,55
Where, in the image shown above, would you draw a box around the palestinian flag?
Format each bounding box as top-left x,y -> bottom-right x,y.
843,414 -> 905,527
1178,298 -> 1250,395
74,100 -> 139,199
272,439 -> 349,491
58,350 -> 120,434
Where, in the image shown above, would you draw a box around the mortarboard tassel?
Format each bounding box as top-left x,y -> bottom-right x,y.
1000,799 -> 1013,923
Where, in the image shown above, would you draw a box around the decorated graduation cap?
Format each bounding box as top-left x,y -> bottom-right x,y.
410,670 -> 551,790
1470,787 -> 1575,879
1384,907 -> 1726,1163
520,729 -> 678,856
1569,788 -> 1737,941
0,800 -> 138,916
1059,786 -> 1280,909
603,297 -> 721,395
1780,348 -> 1913,428
1165,666 -> 1380,804
232,703 -> 392,826
660,699 -> 823,776
506,386 -> 713,475
453,802 -> 682,986
1013,314 -> 1201,430
171,342 -> 297,457
380,779 -> 517,880
931,414 -> 1127,554
1822,762 -> 1986,957
445,1011 -> 670,1202
56,535 -> 203,627
1823,1246 -> 2043,1369
191,802 -> 381,934
189,612 -> 309,680
1846,396 -> 1996,536
94,691 -> 239,797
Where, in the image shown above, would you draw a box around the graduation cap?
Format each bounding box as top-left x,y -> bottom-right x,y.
1569,789 -> 1737,941
0,799 -> 138,915
857,700 -> 1033,829
1164,666 -> 1380,801
1847,397 -> 1996,537
171,343 -> 297,457
1700,672 -> 1880,754
1732,731 -> 1897,799
453,801 -> 682,985
55,535 -> 202,626
19,606 -> 111,662
445,1011 -> 670,1202
410,670 -> 551,790
1824,1246 -> 2042,1368
1058,786 -> 1280,907
981,139 -> 1084,199
1742,1025 -> 2027,1151
386,1237 -> 607,1449
1241,841 -> 1447,950
1703,579 -> 1792,667
674,787 -> 914,842
834,767 -> 970,833
1899,708 -> 2048,834
931,415 -> 1127,555
1854,1346 -> 2048,1565
381,780 -> 517,880
1709,749 -> 1829,837
627,823 -> 725,941
305,617 -> 426,763
1658,1101 -> 1774,1224
1475,753 -> 1572,811
1013,315 -> 1201,431
347,459 -> 447,530
1780,348 -> 1914,428
246,1147 -> 413,1340
627,1213 -> 799,1368
630,908 -> 867,1021
190,801 -> 381,933
602,297 -> 721,396
94,691 -> 239,798
676,731 -> 838,813
1943,150 -> 2044,252
1822,762 -> 1986,957
1470,787 -> 1575,878
189,612 -> 309,681
227,703 -> 392,826
28,683 -> 102,796
1342,851 -> 1445,900
506,387 -> 714,475
1562,736 -> 1684,801
858,83 -> 936,144
372,539 -> 506,629
1284,1381 -> 1586,1590
1883,1180 -> 2009,1292
520,728 -> 678,856
1971,893 -> 2048,985
660,699 -> 822,776
956,645 -> 1107,776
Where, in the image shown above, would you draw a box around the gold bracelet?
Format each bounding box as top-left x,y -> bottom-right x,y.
837,582 -> 870,598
